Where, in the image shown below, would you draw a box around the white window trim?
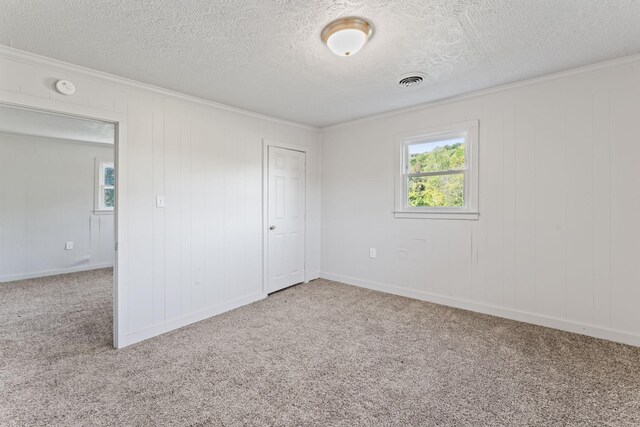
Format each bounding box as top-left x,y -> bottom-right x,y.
394,120 -> 479,220
94,157 -> 115,214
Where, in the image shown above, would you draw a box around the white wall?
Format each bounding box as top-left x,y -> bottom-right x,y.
321,58 -> 640,346
0,47 -> 321,347
0,133 -> 114,281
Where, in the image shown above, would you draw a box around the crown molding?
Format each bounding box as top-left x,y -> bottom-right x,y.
3,44 -> 639,134
0,45 -> 319,132
0,129 -> 112,147
322,52 -> 640,131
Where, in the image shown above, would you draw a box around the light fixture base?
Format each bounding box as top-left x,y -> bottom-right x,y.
321,17 -> 374,57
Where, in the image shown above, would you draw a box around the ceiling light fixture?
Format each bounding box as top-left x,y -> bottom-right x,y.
321,17 -> 373,57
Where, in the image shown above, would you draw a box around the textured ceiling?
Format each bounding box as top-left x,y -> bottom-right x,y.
1,1 -> 639,127
0,105 -> 115,144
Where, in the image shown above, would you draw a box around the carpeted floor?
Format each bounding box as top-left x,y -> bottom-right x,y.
1,269 -> 639,426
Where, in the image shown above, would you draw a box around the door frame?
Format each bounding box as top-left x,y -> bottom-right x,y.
0,91 -> 128,349
262,139 -> 309,295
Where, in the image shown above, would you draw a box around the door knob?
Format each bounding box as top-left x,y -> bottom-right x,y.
269,225 -> 276,230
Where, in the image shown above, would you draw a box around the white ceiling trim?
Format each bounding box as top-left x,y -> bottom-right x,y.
322,52 -> 640,131
0,103 -> 115,144
0,130 -> 113,146
0,45 -> 320,132
3,45 -> 639,133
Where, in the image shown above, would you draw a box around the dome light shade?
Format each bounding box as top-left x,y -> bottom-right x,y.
321,17 -> 373,57
327,29 -> 367,57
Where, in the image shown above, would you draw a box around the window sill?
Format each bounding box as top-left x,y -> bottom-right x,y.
93,210 -> 115,216
393,211 -> 479,220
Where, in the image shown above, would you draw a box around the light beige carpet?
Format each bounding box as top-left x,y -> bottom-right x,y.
1,268 -> 639,426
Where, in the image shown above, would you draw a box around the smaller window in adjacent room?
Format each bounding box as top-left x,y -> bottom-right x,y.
395,120 -> 479,219
95,158 -> 115,213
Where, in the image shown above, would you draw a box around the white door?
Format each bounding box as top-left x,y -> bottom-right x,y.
267,146 -> 305,293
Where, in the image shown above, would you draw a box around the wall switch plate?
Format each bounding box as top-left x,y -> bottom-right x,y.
65,241 -> 74,250
156,195 -> 165,208
369,248 -> 376,258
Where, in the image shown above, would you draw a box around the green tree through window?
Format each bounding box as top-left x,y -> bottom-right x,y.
407,142 -> 465,207
96,160 -> 115,212
103,166 -> 115,208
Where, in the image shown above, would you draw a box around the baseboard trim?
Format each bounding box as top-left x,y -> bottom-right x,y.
320,272 -> 640,348
123,291 -> 267,348
306,271 -> 321,282
0,263 -> 114,283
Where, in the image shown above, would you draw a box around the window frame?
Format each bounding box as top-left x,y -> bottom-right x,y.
394,120 -> 479,220
94,157 -> 115,214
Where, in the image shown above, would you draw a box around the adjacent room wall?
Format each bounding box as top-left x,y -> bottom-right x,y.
0,47 -> 321,347
320,58 -> 640,346
0,133 -> 114,281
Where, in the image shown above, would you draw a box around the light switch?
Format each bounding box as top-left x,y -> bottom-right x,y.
369,248 -> 376,258
156,195 -> 165,208
65,241 -> 74,250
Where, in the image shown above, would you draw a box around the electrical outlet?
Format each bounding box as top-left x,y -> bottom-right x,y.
65,241 -> 74,250
369,248 -> 376,258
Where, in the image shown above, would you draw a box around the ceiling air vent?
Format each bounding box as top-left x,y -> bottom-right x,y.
398,73 -> 427,88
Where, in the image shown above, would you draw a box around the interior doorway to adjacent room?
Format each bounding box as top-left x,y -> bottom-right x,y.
0,104 -> 118,348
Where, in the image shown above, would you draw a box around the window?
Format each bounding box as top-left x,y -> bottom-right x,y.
395,120 -> 479,219
95,158 -> 115,213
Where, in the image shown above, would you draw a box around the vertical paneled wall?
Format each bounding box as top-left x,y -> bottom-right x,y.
0,49 -> 321,346
320,60 -> 640,346
0,133 -> 114,281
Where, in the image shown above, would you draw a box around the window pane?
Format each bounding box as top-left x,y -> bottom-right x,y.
408,173 -> 464,207
104,167 -> 115,186
104,188 -> 115,208
408,138 -> 465,173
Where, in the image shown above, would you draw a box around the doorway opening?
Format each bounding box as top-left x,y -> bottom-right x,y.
0,104 -> 119,348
